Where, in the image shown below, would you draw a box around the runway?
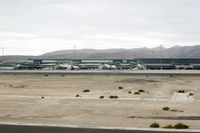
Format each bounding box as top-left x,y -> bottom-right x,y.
0,124 -> 199,133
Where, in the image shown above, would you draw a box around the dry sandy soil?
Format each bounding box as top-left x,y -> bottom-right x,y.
0,74 -> 200,129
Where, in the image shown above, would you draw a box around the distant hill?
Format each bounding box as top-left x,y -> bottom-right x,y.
39,45 -> 200,59
1,45 -> 200,62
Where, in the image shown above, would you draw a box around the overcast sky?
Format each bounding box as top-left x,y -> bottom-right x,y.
0,0 -> 200,55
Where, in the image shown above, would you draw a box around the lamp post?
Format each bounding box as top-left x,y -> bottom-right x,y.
160,45 -> 163,70
2,47 -> 4,62
72,45 -> 76,66
73,45 -> 76,59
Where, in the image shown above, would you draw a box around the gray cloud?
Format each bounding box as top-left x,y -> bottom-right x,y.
0,0 -> 200,55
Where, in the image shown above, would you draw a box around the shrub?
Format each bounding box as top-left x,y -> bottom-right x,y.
134,92 -> 140,95
100,95 -> 104,99
83,89 -> 90,92
44,74 -> 48,76
163,124 -> 174,129
76,94 -> 80,97
9,84 -> 13,87
109,95 -> 114,98
178,90 -> 185,93
189,92 -> 194,96
41,96 -> 45,99
61,74 -> 65,77
150,122 -> 160,128
163,123 -> 189,129
114,96 -> 118,98
174,123 -> 189,129
109,95 -> 118,99
170,109 -> 178,112
118,86 -> 123,89
138,89 -> 145,93
162,107 -> 170,111
128,91 -> 132,94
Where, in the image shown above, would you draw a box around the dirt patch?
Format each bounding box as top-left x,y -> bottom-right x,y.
0,74 -> 199,129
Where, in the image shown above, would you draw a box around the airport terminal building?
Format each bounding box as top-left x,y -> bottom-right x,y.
12,58 -> 200,70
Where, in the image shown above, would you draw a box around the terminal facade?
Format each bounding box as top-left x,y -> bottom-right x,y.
13,58 -> 200,70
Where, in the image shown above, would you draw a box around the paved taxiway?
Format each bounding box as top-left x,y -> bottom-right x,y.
0,124 -> 200,133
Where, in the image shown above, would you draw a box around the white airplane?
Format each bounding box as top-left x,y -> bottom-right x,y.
103,64 -> 117,70
133,63 -> 145,70
58,64 -> 72,70
104,64 -> 111,69
58,64 -> 79,70
110,65 -> 117,69
71,65 -> 79,70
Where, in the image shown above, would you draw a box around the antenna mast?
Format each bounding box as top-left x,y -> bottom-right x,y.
73,45 -> 76,59
2,47 -> 4,56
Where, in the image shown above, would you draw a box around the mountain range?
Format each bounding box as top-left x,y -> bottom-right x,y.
1,45 -> 200,62
39,45 -> 200,59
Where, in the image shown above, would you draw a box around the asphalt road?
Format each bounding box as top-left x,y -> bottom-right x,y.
1,70 -> 200,75
0,124 -> 199,133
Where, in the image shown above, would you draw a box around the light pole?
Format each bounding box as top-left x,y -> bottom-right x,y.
160,45 -> 163,70
72,45 -> 76,66
2,47 -> 4,62
73,45 -> 76,59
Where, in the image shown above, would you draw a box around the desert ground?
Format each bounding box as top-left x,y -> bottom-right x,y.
0,74 -> 200,129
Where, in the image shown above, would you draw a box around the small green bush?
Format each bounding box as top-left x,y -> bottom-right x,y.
150,122 -> 160,128
109,95 -> 113,98
128,91 -> 132,94
138,89 -> 145,93
44,74 -> 48,76
109,95 -> 118,99
189,92 -> 194,96
75,94 -> 80,97
100,95 -> 104,99
134,92 -> 140,95
9,84 -> 13,87
174,123 -> 189,129
178,90 -> 185,93
118,86 -> 123,89
83,89 -> 90,92
170,109 -> 178,112
162,107 -> 170,111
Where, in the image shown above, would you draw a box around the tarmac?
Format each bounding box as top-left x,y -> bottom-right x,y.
0,123 -> 200,133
